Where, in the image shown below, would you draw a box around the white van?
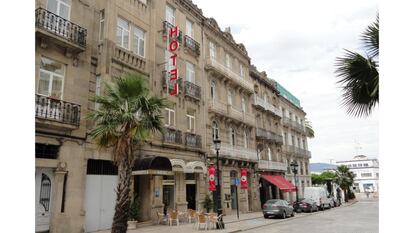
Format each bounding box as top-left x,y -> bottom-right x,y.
304,187 -> 331,210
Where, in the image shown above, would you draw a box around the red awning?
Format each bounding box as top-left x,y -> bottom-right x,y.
261,175 -> 297,192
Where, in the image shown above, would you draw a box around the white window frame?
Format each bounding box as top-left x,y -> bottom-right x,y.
210,80 -> 216,100
117,17 -> 130,49
186,62 -> 195,83
241,96 -> 246,112
225,53 -> 231,69
38,56 -> 65,99
229,127 -> 236,146
240,64 -> 244,78
243,130 -> 248,149
99,10 -> 104,41
165,108 -> 175,127
186,18 -> 193,37
47,0 -> 71,19
132,25 -> 145,57
166,4 -> 175,25
209,42 -> 216,60
267,147 -> 272,161
212,121 -> 219,140
186,114 -> 195,133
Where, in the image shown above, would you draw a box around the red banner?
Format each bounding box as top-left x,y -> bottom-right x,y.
240,168 -> 248,189
208,165 -> 216,191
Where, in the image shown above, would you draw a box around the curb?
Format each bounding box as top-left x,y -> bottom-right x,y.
227,200 -> 360,233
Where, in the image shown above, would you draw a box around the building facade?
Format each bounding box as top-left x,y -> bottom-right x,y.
336,155 -> 379,193
34,0 -> 312,232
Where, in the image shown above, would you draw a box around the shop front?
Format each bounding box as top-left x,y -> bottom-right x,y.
259,173 -> 296,207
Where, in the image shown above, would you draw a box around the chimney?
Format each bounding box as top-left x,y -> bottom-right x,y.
224,27 -> 231,33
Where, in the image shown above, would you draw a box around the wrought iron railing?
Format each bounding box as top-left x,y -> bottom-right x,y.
184,81 -> 201,100
35,94 -> 81,126
162,21 -> 182,43
35,8 -> 87,48
163,127 -> 182,144
184,35 -> 200,56
185,132 -> 202,148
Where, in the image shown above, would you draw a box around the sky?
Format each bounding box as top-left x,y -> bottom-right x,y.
193,0 -> 379,163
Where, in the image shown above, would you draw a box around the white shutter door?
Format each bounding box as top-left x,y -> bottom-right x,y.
99,176 -> 118,230
84,175 -> 102,232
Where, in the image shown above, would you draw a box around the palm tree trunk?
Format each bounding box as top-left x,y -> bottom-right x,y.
111,154 -> 133,233
344,188 -> 348,202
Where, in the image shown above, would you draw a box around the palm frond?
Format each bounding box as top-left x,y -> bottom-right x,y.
361,14 -> 379,58
335,50 -> 379,117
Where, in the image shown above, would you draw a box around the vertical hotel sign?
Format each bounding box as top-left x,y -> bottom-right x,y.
167,25 -> 179,96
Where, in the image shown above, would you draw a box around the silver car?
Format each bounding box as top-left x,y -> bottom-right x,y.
262,199 -> 295,219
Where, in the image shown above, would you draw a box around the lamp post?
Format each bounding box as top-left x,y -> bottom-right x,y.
290,161 -> 299,203
213,138 -> 224,229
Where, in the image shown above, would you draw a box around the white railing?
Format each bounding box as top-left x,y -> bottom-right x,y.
206,58 -> 254,92
253,94 -> 282,117
258,160 -> 288,171
211,144 -> 257,161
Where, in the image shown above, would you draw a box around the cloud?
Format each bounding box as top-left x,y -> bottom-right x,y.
193,0 -> 379,162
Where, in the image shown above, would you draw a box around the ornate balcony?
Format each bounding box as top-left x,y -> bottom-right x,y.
208,100 -> 255,126
163,128 -> 182,145
205,58 -> 254,93
162,21 -> 182,43
35,8 -> 86,53
184,81 -> 201,100
282,118 -> 293,127
258,160 -> 287,171
184,132 -> 202,148
111,43 -> 146,73
253,94 -> 282,117
35,94 -> 80,128
256,128 -> 283,145
184,35 -> 200,56
210,144 -> 257,161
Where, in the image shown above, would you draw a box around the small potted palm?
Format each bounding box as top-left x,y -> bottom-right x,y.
128,193 -> 140,229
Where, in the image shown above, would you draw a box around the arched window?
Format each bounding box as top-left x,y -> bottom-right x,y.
243,130 -> 248,148
212,121 -> 219,140
210,80 -> 216,100
40,173 -> 51,211
267,146 -> 272,161
229,127 -> 236,146
241,96 -> 247,112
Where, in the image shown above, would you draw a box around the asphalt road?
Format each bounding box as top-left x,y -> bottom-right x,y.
243,200 -> 378,233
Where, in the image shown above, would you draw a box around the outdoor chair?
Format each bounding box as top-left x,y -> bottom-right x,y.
157,211 -> 168,225
169,210 -> 179,226
195,213 -> 208,230
209,214 -> 224,230
187,209 -> 196,223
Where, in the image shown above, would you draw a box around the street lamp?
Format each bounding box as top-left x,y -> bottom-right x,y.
213,138 -> 224,229
290,161 -> 299,203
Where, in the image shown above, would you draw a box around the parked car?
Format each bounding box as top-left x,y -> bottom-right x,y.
296,198 -> 319,213
262,199 -> 295,219
292,198 -> 305,212
304,187 -> 331,210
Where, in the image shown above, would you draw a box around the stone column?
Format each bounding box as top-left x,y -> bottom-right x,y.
49,165 -> 67,233
151,175 -> 164,222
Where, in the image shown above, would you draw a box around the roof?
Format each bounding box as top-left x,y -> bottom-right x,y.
274,81 -> 301,108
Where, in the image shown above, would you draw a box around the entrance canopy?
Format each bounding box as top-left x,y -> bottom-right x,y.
261,175 -> 296,192
132,156 -> 173,175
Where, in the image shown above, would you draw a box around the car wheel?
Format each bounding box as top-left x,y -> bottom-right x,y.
282,211 -> 286,219
291,211 -> 295,217
264,214 -> 269,219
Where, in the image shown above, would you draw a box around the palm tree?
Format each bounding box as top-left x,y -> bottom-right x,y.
335,165 -> 356,202
305,120 -> 315,138
335,15 -> 379,117
88,73 -> 167,233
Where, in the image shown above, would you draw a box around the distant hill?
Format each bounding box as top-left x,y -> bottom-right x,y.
310,163 -> 337,173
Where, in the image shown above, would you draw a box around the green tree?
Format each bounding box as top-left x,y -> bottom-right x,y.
335,15 -> 379,117
88,73 -> 167,233
335,165 -> 356,202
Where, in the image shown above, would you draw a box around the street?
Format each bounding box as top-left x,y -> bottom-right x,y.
244,200 -> 378,233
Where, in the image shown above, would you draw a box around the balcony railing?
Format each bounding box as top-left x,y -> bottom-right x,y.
253,94 -> 282,117
162,21 -> 182,43
256,128 -> 284,145
282,118 -> 293,127
185,132 -> 202,148
210,144 -> 257,161
35,94 -> 80,127
208,100 -> 228,116
112,44 -> 146,72
205,58 -> 254,93
258,160 -> 288,171
35,8 -> 87,48
163,128 -> 182,145
184,81 -> 201,100
184,35 -> 200,56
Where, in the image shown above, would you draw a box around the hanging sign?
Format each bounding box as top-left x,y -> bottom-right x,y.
240,168 -> 248,189
167,25 -> 180,96
208,164 -> 216,191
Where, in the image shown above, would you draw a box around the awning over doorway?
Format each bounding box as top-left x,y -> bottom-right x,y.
132,156 -> 174,175
261,175 -> 296,192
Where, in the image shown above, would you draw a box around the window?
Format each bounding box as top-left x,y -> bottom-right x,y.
361,173 -> 372,177
186,62 -> 195,83
363,163 -> 369,167
95,76 -> 101,110
132,25 -> 145,57
297,138 -> 301,148
227,89 -> 234,105
166,4 -> 175,25
116,17 -> 129,49
209,42 -> 216,60
186,113 -> 195,133
291,135 -> 295,146
267,147 -> 272,160
352,164 -> 357,167
212,121 -> 219,140
240,64 -> 244,78
225,53 -> 231,68
229,128 -> 236,146
186,18 -> 193,37
302,139 -> 306,150
210,80 -> 216,100
284,132 -> 288,145
243,130 -> 248,148
38,57 -> 65,99
241,96 -> 247,112
99,10 -> 104,41
164,108 -> 175,127
358,163 -> 362,167
47,0 -> 71,19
